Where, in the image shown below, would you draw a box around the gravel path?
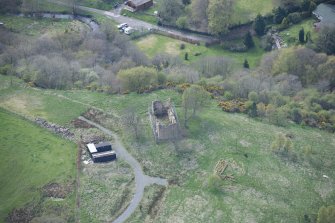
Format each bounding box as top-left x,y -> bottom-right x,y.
78,116 -> 168,223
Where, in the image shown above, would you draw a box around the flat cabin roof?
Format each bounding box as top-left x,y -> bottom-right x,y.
95,142 -> 112,148
130,0 -> 152,6
87,143 -> 97,153
92,150 -> 116,158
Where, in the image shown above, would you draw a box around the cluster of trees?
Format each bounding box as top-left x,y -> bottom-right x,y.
0,0 -> 22,13
0,20 -> 148,90
215,47 -> 335,131
158,0 -> 234,35
157,0 -> 331,37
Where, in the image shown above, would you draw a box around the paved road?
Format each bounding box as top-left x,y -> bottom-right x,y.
78,116 -> 168,223
48,0 -> 217,43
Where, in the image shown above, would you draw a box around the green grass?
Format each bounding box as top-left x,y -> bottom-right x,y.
122,0 -> 273,25
36,0 -> 73,13
0,108 -> 77,221
76,0 -> 121,10
0,78 -> 88,125
233,0 -> 275,24
134,34 -> 265,68
0,15 -> 87,36
279,18 -> 318,46
122,9 -> 158,25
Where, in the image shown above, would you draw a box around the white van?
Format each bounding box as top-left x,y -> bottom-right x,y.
124,27 -> 134,35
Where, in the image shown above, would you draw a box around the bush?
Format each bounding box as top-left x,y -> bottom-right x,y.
0,64 -> 12,75
248,91 -> 259,103
222,42 -> 248,52
271,132 -> 298,162
257,102 -> 267,117
218,99 -> 247,113
157,72 -> 166,85
287,12 -> 302,24
117,66 -> 158,93
208,175 -> 223,193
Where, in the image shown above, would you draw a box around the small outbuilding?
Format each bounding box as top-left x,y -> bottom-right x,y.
86,142 -> 116,163
126,0 -> 153,11
149,99 -> 181,143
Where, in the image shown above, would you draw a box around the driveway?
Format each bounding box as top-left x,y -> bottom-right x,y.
47,0 -> 217,43
78,116 -> 168,223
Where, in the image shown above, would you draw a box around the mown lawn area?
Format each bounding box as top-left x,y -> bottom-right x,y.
0,108 -> 77,222
122,9 -> 158,25
279,18 -> 318,46
76,0 -> 121,10
233,0 -> 275,24
134,34 -> 265,68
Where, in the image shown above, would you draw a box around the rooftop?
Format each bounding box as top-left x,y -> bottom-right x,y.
130,0 -> 152,6
313,3 -> 335,25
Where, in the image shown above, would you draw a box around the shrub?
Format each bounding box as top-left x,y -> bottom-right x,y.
157,72 -> 166,85
257,102 -> 267,117
218,99 -> 247,113
248,91 -> 259,103
117,66 -> 158,93
271,133 -> 298,162
0,64 -> 12,75
223,91 -> 234,100
208,175 -> 223,193
291,108 -> 302,124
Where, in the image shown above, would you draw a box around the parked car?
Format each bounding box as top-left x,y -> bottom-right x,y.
117,23 -> 128,29
124,27 -> 134,35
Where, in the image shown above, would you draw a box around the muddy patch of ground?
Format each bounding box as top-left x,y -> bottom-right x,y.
42,182 -> 74,199
6,203 -> 40,223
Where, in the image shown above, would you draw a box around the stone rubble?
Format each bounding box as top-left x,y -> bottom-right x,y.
35,117 -> 74,140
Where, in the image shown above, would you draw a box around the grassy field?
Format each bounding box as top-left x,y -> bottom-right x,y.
76,0 -> 121,10
0,108 -> 77,222
233,0 -> 275,24
1,74 -> 334,222
0,76 -> 135,222
0,77 -> 87,125
0,14 -> 88,36
279,18 -> 318,46
134,34 -> 265,68
121,0 -> 274,25
122,9 -> 158,25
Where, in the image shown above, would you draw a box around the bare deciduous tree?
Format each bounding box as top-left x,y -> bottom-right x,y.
182,85 -> 210,127
121,106 -> 141,141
